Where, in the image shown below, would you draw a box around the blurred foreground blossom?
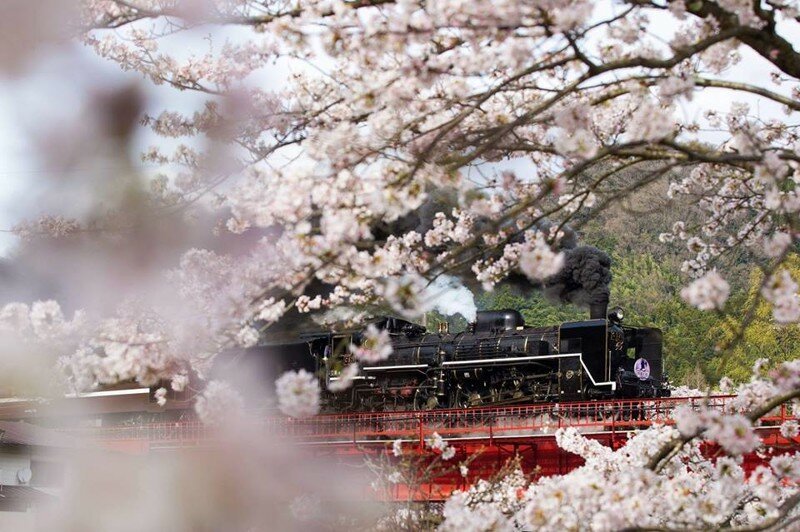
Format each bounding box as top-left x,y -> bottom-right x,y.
349,324 -> 393,364
327,362 -> 359,392
275,369 -> 320,419
681,271 -> 730,310
35,428 -> 375,532
194,380 -> 245,425
0,0 -> 800,529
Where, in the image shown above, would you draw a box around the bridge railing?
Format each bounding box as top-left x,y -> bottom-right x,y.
64,394 -> 796,448
264,395 -> 742,445
75,421 -> 214,444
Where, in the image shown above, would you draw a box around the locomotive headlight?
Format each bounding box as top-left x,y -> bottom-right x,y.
609,307 -> 624,323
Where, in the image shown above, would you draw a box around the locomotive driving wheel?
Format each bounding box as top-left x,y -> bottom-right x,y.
362,394 -> 386,412
452,386 -> 483,408
414,377 -> 443,410
499,370 -> 526,403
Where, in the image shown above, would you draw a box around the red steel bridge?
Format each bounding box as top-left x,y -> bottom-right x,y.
75,395 -> 799,501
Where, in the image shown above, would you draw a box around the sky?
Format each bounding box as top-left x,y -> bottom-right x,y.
0,45 -> 132,252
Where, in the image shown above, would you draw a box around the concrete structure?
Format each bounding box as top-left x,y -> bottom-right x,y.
0,420 -> 79,527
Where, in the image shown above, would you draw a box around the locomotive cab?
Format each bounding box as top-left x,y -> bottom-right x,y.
558,319 -> 615,398
607,308 -> 669,397
614,326 -> 670,397
557,306 -> 669,399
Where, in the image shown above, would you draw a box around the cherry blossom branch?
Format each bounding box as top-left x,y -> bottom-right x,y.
647,388 -> 800,473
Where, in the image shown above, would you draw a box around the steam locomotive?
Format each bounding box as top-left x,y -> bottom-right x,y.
261,299 -> 670,412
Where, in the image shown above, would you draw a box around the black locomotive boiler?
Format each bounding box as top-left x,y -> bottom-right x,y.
269,300 -> 670,413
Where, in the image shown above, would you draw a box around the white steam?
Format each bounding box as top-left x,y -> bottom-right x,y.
425,276 -> 477,321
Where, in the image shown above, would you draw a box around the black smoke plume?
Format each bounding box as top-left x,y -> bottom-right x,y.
542,245 -> 611,309
496,242 -> 611,311
376,193 -> 612,313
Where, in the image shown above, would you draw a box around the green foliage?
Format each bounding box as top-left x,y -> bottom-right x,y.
476,286 -> 584,324
706,256 -> 800,382
425,309 -> 469,333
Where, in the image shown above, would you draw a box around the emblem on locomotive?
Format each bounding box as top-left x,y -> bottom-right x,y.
634,358 -> 651,381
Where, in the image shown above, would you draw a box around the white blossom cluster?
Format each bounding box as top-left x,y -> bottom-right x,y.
392,439 -> 403,458
348,324 -> 393,364
327,362 -> 359,392
518,234 -> 565,282
473,229 -> 565,291
680,270 -> 731,311
274,369 -> 321,419
0,300 -> 201,397
440,469 -> 529,532
551,102 -> 598,159
669,385 -> 707,398
194,380 -> 245,425
425,431 -> 456,460
674,406 -> 760,455
440,425 -> 799,531
0,300 -> 86,347
153,387 -> 167,407
761,269 -> 800,323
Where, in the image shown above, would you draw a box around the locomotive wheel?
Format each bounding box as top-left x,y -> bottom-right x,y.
467,391 -> 482,407
499,380 -> 524,403
414,378 -> 443,410
452,388 -> 483,409
358,393 -> 385,412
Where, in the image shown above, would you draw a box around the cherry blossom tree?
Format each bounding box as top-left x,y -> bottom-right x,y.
1,0 -> 800,529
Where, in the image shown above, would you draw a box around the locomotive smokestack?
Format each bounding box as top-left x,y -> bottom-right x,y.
589,297 -> 609,320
